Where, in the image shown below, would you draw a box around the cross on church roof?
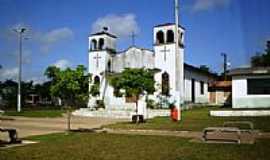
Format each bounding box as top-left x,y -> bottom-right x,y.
130,31 -> 137,46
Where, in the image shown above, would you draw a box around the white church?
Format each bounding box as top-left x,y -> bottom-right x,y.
87,22 -> 216,111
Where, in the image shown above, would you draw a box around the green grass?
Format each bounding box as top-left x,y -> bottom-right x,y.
3,110 -> 65,118
1,133 -> 270,160
106,107 -> 270,132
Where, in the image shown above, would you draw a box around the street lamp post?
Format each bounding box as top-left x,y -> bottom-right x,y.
13,27 -> 27,112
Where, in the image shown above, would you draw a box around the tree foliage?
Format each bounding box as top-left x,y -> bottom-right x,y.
108,68 -> 155,100
0,80 -> 35,107
251,41 -> 270,67
44,65 -> 90,108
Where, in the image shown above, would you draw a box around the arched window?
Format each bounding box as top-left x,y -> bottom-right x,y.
161,72 -> 170,96
156,31 -> 165,44
91,39 -> 97,50
167,30 -> 174,43
179,32 -> 184,47
98,38 -> 105,50
107,60 -> 112,72
94,76 -> 100,85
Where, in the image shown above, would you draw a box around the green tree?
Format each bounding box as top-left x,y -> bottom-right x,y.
44,66 -> 61,82
45,65 -> 90,131
34,81 -> 52,102
45,65 -> 90,108
108,68 -> 156,111
0,80 -> 17,107
251,41 -> 270,67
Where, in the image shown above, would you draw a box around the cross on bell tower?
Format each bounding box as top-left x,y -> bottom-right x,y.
88,27 -> 117,75
93,53 -> 101,68
160,45 -> 170,61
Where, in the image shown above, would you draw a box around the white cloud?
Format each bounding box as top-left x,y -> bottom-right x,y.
40,27 -> 74,53
0,67 -> 18,81
192,0 -> 231,12
53,59 -> 71,69
91,14 -> 140,38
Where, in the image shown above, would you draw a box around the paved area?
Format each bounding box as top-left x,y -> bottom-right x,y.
0,115 -> 126,140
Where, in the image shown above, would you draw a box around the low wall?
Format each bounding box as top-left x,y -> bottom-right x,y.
210,110 -> 270,117
233,97 -> 270,109
147,109 -> 170,119
73,108 -> 170,119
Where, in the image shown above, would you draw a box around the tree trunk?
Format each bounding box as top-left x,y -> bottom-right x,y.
135,95 -> 139,114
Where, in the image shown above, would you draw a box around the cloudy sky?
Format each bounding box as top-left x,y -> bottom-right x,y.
0,0 -> 270,83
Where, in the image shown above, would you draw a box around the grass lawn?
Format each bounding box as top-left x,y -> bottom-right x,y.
1,133 -> 270,160
105,107 -> 270,132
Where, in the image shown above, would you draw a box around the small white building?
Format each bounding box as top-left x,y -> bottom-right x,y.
87,23 -> 217,110
229,67 -> 270,108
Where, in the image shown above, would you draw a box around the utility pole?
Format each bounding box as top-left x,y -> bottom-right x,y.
221,53 -> 228,81
175,0 -> 182,121
13,27 -> 27,112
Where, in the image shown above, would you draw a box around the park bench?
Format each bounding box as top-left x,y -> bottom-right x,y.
203,127 -> 241,144
0,128 -> 22,144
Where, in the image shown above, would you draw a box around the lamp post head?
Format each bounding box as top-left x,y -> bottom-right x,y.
13,27 -> 27,34
20,28 -> 26,33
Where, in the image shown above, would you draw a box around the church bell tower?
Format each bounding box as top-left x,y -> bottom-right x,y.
153,23 -> 185,105
88,28 -> 117,106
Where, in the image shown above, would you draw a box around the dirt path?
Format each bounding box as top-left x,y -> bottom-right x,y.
0,116 -> 126,140
103,128 -> 270,144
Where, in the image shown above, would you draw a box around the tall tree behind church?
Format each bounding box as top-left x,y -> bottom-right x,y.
251,41 -> 270,67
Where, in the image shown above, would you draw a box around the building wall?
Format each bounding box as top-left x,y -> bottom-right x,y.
232,75 -> 270,108
184,70 -> 210,103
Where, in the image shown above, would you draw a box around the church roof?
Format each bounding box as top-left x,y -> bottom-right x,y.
90,31 -> 117,38
117,46 -> 154,54
154,23 -> 185,30
184,63 -> 218,78
228,67 -> 270,76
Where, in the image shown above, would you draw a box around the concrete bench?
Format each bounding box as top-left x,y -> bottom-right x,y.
223,121 -> 254,132
203,127 -> 241,144
0,128 -> 22,144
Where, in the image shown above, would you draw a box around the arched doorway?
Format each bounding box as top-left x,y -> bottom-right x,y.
161,72 -> 170,96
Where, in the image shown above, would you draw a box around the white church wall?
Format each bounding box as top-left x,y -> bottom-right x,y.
89,50 -> 111,75
112,47 -> 155,73
103,84 -> 135,111
154,44 -> 177,94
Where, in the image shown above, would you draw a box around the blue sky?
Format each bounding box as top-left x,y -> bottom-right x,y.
0,0 -> 270,83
